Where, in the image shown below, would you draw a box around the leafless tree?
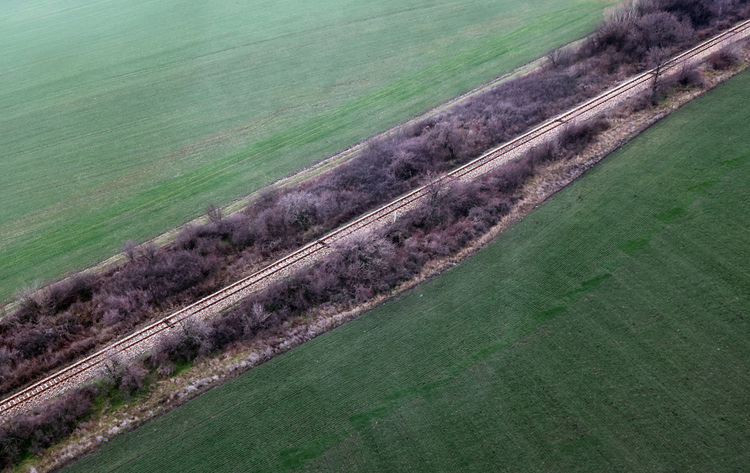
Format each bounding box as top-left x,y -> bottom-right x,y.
101,352 -> 124,387
205,203 -> 223,224
647,47 -> 671,103
546,46 -> 563,68
123,239 -> 137,262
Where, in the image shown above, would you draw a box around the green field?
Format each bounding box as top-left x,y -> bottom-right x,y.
0,0 -> 618,302
60,69 -> 750,470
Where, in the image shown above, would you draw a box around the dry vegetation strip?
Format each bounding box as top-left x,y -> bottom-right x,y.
3,24 -> 746,425
26,53 -> 747,473
2,0 -> 750,469
60,49 -> 750,473
0,0 -> 617,303
3,0 -> 747,406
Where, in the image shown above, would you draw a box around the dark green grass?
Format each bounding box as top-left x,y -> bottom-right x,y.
60,63 -> 750,473
0,0 -> 617,302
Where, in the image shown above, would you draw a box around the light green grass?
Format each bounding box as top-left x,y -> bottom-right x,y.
0,0 -> 619,302
60,69 -> 750,471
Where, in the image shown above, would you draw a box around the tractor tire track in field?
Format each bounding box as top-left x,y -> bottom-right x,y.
2,18 -> 749,423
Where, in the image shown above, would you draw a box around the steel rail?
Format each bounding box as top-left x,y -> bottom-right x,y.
2,18 -> 749,422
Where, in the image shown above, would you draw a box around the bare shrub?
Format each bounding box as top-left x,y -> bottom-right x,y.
247,302 -> 271,333
138,242 -> 157,263
123,239 -> 137,262
119,250 -> 218,304
658,0 -> 715,27
389,152 -> 421,181
558,119 -> 611,157
44,275 -> 95,315
713,0 -> 740,19
205,203 -> 223,224
12,327 -> 60,359
584,1 -> 703,72
546,46 -> 564,69
101,353 -> 125,387
13,283 -> 43,324
278,191 -> 319,232
676,64 -> 705,87
174,221 -> 234,257
636,12 -> 694,55
708,45 -> 740,70
523,141 -> 559,168
149,317 -> 212,373
208,299 -> 274,351
334,235 -> 401,289
226,213 -> 254,248
0,386 -> 98,468
96,290 -> 149,327
446,181 -> 484,218
489,161 -> 534,193
119,362 -> 148,398
0,346 -> 19,368
2,0 -> 747,417
587,1 -> 639,55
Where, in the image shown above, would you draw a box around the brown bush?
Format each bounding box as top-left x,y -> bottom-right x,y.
1,0 -> 747,411
149,317 -> 213,372
119,362 -> 149,398
2,2 -> 747,467
676,64 -> 706,87
0,386 -> 98,468
708,46 -> 741,69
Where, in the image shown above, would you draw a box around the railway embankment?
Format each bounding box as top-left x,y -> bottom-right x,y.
2,17 -> 750,426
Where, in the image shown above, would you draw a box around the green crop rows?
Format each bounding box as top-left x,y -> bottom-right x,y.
61,66 -> 750,472
0,0 -> 616,302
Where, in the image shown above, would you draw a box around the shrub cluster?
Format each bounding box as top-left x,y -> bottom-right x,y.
0,61 -> 599,397
580,0 -> 749,69
708,45 -> 742,69
0,386 -> 98,469
2,0 -> 748,467
2,0 -> 746,400
0,249 -> 221,396
146,119 -> 609,372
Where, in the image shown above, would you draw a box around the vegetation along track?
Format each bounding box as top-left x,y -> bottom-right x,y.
2,18 -> 749,424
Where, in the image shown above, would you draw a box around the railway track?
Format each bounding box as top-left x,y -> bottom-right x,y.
2,18 -> 749,423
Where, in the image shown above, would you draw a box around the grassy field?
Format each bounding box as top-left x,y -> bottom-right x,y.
0,0 -> 618,302
60,69 -> 750,471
